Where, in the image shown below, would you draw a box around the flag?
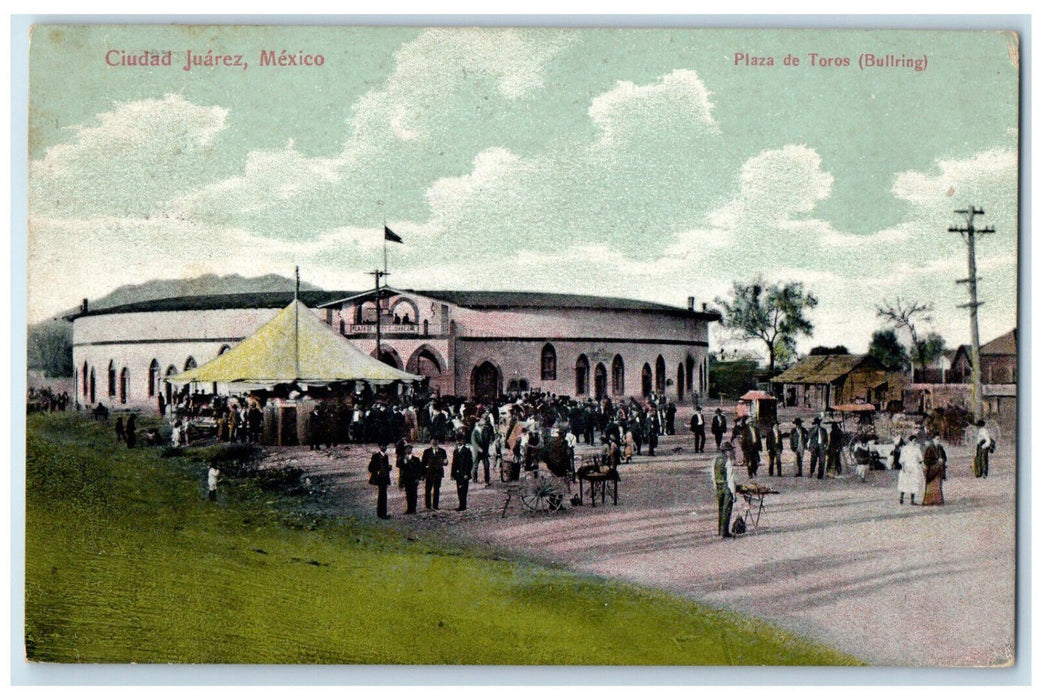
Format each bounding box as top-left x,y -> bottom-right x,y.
384,226 -> 403,244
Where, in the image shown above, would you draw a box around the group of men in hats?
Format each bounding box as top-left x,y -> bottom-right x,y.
368,432 -> 477,518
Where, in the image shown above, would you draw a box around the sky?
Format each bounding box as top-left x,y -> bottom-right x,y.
26,25 -> 1020,355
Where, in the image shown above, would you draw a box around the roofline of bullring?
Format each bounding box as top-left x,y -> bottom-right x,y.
65,289 -> 723,323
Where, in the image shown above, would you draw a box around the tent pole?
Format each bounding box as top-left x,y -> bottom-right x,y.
294,265 -> 300,380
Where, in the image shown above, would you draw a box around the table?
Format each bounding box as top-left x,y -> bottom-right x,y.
736,487 -> 779,530
579,471 -> 618,507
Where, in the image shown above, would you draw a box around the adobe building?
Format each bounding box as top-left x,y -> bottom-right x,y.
770,354 -> 903,411
67,287 -> 720,410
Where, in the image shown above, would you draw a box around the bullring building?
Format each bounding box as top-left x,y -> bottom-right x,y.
68,288 -> 720,409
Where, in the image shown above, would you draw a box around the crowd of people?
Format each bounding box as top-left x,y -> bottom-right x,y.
26,387 -> 70,413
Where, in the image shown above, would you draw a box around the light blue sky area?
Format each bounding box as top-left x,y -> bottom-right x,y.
27,26 -> 1019,353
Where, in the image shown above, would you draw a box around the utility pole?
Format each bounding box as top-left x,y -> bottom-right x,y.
949,206 -> 995,422
369,269 -> 388,363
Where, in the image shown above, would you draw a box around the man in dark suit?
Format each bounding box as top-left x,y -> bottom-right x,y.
398,443 -> 421,514
367,444 -> 392,519
450,434 -> 474,511
422,437 -> 447,510
690,406 -> 706,453
711,408 -> 727,451
766,420 -> 784,477
740,418 -> 762,479
808,416 -> 829,479
789,417 -> 808,476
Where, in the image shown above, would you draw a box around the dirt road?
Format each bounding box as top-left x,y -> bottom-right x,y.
284,423 -> 1016,667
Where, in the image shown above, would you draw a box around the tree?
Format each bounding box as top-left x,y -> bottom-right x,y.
875,298 -> 947,375
809,345 -> 850,356
867,329 -> 910,372
27,320 -> 73,377
715,277 -> 818,376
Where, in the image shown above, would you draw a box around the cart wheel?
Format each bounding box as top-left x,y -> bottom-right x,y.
519,472 -> 546,511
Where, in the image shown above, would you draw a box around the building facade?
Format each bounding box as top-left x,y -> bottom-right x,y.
69,288 -> 720,410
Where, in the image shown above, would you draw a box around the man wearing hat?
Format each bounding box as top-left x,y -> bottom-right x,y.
713,442 -> 738,538
711,408 -> 727,451
367,443 -> 392,519
398,443 -> 422,515
422,437 -> 447,510
450,432 -> 473,511
690,405 -> 706,453
808,416 -> 829,479
789,418 -> 808,476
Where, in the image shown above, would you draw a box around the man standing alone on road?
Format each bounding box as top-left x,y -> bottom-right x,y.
711,408 -> 727,451
690,406 -> 706,453
713,442 -> 738,538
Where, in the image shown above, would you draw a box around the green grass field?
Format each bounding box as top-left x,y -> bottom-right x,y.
24,412 -> 861,665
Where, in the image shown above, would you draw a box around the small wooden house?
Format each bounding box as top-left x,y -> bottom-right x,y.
771,354 -> 902,411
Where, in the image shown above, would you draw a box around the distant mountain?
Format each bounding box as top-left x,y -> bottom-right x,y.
28,273 -> 323,378
62,273 -> 323,318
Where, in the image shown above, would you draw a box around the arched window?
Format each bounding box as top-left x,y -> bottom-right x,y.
655,355 -> 666,394
594,363 -> 608,401
217,345 -> 231,356
677,362 -> 685,399
82,361 -> 89,396
184,356 -> 197,371
611,355 -> 625,396
641,363 -> 653,398
541,343 -> 557,381
119,368 -> 129,404
148,359 -> 159,397
107,360 -> 116,397
575,354 -> 590,396
89,368 -> 96,404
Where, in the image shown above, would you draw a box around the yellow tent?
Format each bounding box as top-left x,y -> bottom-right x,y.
167,300 -> 421,388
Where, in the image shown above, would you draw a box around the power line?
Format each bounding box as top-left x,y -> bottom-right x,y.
948,206 -> 995,422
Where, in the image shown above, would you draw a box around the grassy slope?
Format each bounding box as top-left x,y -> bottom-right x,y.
25,413 -> 860,665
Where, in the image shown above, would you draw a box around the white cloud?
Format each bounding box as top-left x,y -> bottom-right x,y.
589,69 -> 718,146
736,145 -> 834,219
30,94 -> 229,217
170,141 -> 342,220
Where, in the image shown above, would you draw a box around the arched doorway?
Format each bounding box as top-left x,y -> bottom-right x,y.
82,361 -> 89,398
406,345 -> 445,379
184,356 -> 197,371
371,346 -> 403,368
541,343 -> 557,381
148,359 -> 159,398
594,363 -> 608,401
655,355 -> 666,394
165,365 -> 177,405
686,355 -> 695,395
107,360 -> 116,397
611,355 -> 625,396
575,354 -> 590,396
677,362 -> 685,400
119,368 -> 129,404
471,362 -> 501,402
89,368 -> 96,404
641,363 -> 652,398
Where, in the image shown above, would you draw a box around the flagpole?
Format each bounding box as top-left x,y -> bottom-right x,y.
294,265 -> 300,380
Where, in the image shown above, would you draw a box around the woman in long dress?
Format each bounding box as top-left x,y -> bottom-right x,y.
921,434 -> 947,506
897,435 -> 926,505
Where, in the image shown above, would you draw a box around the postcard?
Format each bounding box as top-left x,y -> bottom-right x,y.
23,23 -> 1020,670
